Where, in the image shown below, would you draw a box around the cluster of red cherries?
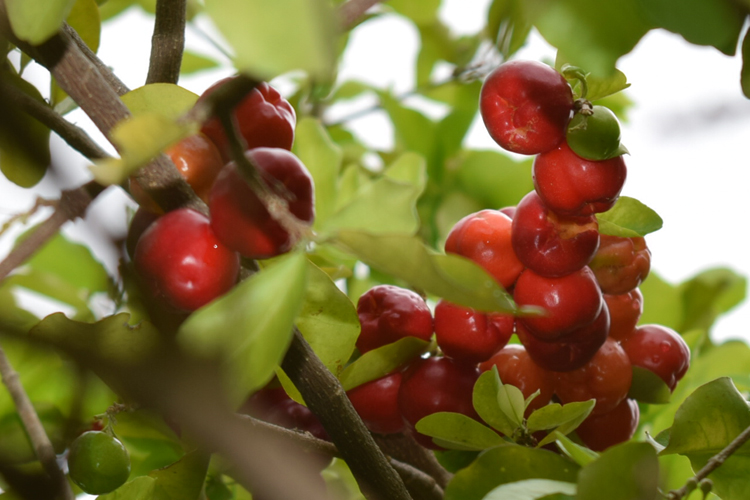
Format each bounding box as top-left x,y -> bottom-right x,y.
127,78 -> 315,314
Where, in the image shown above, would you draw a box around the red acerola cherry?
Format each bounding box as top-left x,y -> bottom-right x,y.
242,387 -> 328,441
347,372 -> 405,434
479,344 -> 554,415
126,207 -> 160,259
620,324 -> 690,391
589,235 -> 651,295
133,208 -> 240,312
398,357 -> 480,449
604,288 -> 643,341
199,78 -> 296,162
356,285 -> 433,354
480,60 -> 574,155
445,209 -> 524,289
576,398 -> 639,452
532,141 -> 627,216
514,266 -> 603,340
512,191 -> 600,277
554,338 -> 632,416
209,148 -> 315,259
434,300 -> 514,364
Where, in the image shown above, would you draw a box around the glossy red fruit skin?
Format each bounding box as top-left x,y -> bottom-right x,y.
356,285 -> 433,354
209,148 -> 315,259
620,324 -> 690,391
199,78 -> 296,162
480,60 -> 574,155
133,208 -> 240,312
517,302 -> 610,372
514,266 -> 603,340
554,338 -> 632,416
479,344 -> 554,415
243,387 -> 328,440
576,398 -> 639,452
605,288 -> 643,341
398,357 -> 480,449
445,209 -> 524,289
347,372 -> 405,434
512,191 -> 600,277
532,141 -> 627,216
434,300 -> 514,364
589,235 -> 651,295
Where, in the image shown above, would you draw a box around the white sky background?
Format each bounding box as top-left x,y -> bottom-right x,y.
1,0 -> 750,343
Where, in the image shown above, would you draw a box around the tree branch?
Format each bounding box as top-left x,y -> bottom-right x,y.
338,0 -> 384,30
146,0 -> 186,84
374,433 -> 453,489
0,343 -> 75,500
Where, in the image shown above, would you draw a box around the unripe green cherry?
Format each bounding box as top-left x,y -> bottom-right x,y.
566,105 -> 625,160
67,431 -> 131,495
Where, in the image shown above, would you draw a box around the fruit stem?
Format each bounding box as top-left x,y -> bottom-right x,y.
561,64 -> 589,100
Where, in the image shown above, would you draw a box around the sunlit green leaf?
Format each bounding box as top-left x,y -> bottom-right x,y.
5,0 -> 77,44
596,196 -> 663,237
639,272 -> 682,330
339,337 -> 429,391
527,400 -> 595,446
473,368 -> 517,437
483,479 -> 577,500
180,51 -> 220,75
455,150 -> 533,210
678,267 -> 747,333
121,84 -> 199,119
552,431 -> 599,466
388,0 -> 441,26
68,0 -> 102,52
576,442 -> 659,500
486,0 -> 532,60
416,412 -> 505,451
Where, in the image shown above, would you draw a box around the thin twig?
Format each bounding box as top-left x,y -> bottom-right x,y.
0,343 -> 75,500
146,0 -> 186,84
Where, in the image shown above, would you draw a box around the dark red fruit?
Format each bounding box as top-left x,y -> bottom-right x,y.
605,288 -> 643,341
620,324 -> 690,391
243,387 -> 328,441
133,208 -> 240,312
209,148 -> 315,259
199,78 -> 296,162
445,209 -> 524,289
480,60 -> 574,155
513,266 -> 603,340
347,372 -> 405,434
512,190 -> 600,277
576,398 -> 639,452
398,357 -> 480,449
479,344 -> 554,414
356,285 -> 433,354
554,338 -> 632,416
434,300 -> 514,364
589,235 -> 651,295
532,141 -> 627,216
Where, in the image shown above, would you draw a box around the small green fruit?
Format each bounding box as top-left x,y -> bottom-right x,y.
67,431 -> 130,495
566,105 -> 627,160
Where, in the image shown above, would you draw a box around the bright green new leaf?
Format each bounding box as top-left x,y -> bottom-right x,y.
295,260 -> 359,377
388,0 -> 441,26
455,150 -> 534,209
576,442 -> 659,500
497,383 -> 525,429
68,0 -> 101,52
552,431 -> 599,467
639,272 -> 683,330
205,0 -> 337,81
334,231 -> 516,313
628,366 -> 672,404
384,152 -> 427,191
293,117 -> 343,228
483,479 -> 577,500
527,400 -> 595,441
555,54 -> 630,101
486,0 -> 532,60
121,84 -> 199,119
678,267 -> 747,334
596,196 -> 663,237
178,252 -> 308,406
380,92 -> 437,160
147,451 -> 210,500
444,445 -> 580,500
180,51 -> 220,75
5,0 -> 77,44
415,412 -> 505,451
339,337 -> 429,391
473,368 -> 518,437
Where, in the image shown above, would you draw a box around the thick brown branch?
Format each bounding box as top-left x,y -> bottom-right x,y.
282,330 -> 413,500
0,344 -> 75,500
338,0 -> 385,30
374,433 -> 453,489
146,0 -> 186,84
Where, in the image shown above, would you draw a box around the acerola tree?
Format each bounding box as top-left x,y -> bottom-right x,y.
0,1 -> 749,500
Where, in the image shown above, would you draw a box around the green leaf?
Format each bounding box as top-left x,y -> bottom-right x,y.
596,196 -> 663,237
0,404 -> 67,464
555,55 -> 630,101
178,252 -> 308,406
551,431 -> 599,466
333,231 -> 516,313
0,71 -> 51,187
742,29 -> 750,99
444,445 -> 580,500
415,412 -> 505,451
338,337 -> 429,391
380,92 -> 437,159
293,117 -> 343,228
639,272 -> 682,330
147,450 -> 210,500
121,83 -> 199,118
295,260 -> 359,377
180,51 -> 220,75
473,368 -> 517,437
455,150 -> 533,209
388,0 -> 441,26
483,479 -> 577,500
529,0 -> 652,77
527,401 -> 595,445
486,0 -> 532,60
576,442 -> 659,500
497,383 -> 525,429
0,288 -> 40,333
5,0 -> 77,44
112,410 -> 184,478
678,267 -> 747,333
634,0 -> 744,56
205,0 -> 337,81
628,366 -> 672,404
98,475 -> 156,499
68,0 -> 101,53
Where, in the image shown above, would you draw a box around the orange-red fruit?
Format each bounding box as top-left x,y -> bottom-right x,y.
434,300 -> 514,364
347,372 -> 405,434
620,324 -> 690,391
576,398 -> 639,451
604,288 -> 643,341
589,235 -> 651,295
